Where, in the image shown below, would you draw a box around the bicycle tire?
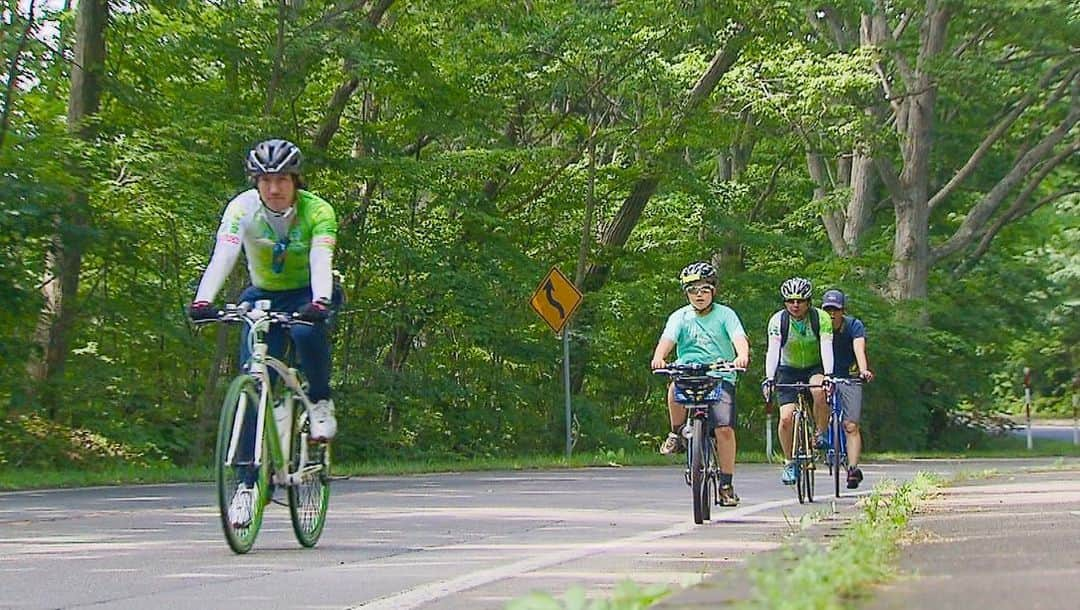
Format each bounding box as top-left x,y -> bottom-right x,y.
803,411 -> 815,503
690,418 -> 707,524
794,410 -> 807,504
216,375 -> 268,554
701,434 -> 714,522
288,402 -> 331,547
832,413 -> 843,498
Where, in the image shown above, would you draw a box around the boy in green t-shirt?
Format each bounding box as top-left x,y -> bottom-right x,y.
651,261 -> 750,506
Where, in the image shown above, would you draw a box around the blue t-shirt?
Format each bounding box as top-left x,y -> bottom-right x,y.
831,315 -> 866,378
660,304 -> 747,382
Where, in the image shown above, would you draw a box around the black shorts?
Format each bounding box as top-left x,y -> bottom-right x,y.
776,365 -> 824,405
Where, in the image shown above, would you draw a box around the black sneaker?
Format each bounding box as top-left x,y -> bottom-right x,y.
815,433 -> 829,450
847,467 -> 863,489
718,484 -> 740,507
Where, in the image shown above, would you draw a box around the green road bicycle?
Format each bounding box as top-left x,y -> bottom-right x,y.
197,301 -> 331,554
772,382 -> 820,504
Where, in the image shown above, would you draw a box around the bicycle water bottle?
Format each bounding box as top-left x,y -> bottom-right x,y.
273,391 -> 293,451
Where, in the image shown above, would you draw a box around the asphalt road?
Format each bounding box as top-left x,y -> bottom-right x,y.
0,458 -> 1068,610
1008,423 -> 1080,444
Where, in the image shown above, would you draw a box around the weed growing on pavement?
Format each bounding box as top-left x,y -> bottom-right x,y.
505,580 -> 670,610
737,473 -> 939,610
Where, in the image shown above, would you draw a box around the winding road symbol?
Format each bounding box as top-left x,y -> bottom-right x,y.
543,279 -> 565,319
529,267 -> 583,334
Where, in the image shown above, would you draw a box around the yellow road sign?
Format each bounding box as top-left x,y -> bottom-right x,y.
530,266 -> 583,334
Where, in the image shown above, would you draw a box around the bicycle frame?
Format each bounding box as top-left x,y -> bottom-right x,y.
223,301 -> 321,487
824,377 -> 863,497
198,300 -> 332,553
773,382 -> 821,504
653,361 -> 743,524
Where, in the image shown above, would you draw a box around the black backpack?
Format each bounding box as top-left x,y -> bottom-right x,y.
779,307 -> 820,348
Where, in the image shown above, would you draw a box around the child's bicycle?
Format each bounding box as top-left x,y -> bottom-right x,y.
652,361 -> 744,525
195,300 -> 331,554
822,377 -> 863,497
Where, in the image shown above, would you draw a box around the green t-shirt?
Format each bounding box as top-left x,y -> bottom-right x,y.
767,307 -> 833,369
660,304 -> 747,382
194,189 -> 337,303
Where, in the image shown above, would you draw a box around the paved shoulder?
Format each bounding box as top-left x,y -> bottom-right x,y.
864,468 -> 1080,610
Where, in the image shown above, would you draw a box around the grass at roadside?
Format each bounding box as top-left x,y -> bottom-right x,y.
0,449 -> 673,491
500,474 -> 941,610
2,436 -> 1076,491
737,473 -> 939,610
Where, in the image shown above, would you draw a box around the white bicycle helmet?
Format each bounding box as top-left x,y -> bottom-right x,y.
245,139 -> 303,176
779,277 -> 813,300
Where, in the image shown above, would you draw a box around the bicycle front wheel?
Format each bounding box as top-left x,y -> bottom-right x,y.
690,418 -> 707,524
802,413 -> 815,503
793,410 -> 806,504
288,404 -> 331,547
216,375 -> 268,554
832,414 -> 843,498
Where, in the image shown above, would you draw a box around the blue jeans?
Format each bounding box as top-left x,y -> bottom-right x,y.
237,284 -> 341,402
233,284 -> 341,486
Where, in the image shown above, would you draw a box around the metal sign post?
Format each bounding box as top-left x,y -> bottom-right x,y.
1023,367 -> 1033,451
562,329 -> 572,458
529,267 -> 583,460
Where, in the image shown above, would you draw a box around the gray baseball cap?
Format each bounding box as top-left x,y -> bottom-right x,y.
821,289 -> 845,310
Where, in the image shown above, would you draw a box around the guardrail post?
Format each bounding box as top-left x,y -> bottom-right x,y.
765,402 -> 774,463
1024,367 -> 1033,451
1073,393 -> 1078,447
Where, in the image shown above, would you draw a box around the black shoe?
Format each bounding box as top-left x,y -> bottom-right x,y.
847,467 -> 863,489
718,484 -> 739,506
815,433 -> 829,450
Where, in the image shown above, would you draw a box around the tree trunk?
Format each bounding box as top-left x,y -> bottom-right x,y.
25,0 -> 108,412
884,0 -> 949,302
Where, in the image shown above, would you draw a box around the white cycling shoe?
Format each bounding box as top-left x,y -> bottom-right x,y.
228,483 -> 255,528
309,399 -> 337,442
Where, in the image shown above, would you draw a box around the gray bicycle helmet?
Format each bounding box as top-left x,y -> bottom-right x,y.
779,277 -> 813,300
679,261 -> 717,290
245,139 -> 303,176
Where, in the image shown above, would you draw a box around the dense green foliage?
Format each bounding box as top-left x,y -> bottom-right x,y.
1,1 -> 1076,472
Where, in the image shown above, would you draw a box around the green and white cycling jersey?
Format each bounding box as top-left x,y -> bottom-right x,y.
660,304 -> 747,383
195,189 -> 337,303
764,307 -> 834,378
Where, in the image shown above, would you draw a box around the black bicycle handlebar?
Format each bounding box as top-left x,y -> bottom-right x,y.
652,361 -> 746,377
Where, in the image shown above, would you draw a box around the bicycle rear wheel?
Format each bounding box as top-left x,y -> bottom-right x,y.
288,403 -> 331,547
690,418 -> 707,524
216,376 -> 268,554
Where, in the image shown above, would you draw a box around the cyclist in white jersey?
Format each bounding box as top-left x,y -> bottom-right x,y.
188,139 -> 340,527
189,138 -> 340,439
761,277 -> 834,485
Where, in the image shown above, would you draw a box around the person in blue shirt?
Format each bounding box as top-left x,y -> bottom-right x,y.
821,289 -> 874,489
650,261 -> 750,506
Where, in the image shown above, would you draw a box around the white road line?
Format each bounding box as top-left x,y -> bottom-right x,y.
347,496 -> 801,610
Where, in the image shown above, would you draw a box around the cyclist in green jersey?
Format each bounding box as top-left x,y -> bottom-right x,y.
651,261 -> 750,506
761,277 -> 834,485
188,139 -> 340,526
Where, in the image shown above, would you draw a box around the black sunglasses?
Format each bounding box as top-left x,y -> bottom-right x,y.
784,298 -> 808,304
